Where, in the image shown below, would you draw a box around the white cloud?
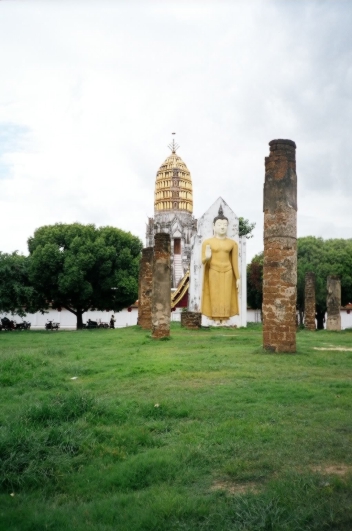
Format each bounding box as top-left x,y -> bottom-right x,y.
0,0 -> 351,261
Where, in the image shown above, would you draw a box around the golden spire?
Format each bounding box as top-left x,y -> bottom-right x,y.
168,132 -> 179,154
154,135 -> 193,214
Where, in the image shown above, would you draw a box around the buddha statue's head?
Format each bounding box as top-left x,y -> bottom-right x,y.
213,205 -> 228,238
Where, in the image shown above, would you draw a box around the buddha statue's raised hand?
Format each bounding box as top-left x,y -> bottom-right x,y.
205,244 -> 212,261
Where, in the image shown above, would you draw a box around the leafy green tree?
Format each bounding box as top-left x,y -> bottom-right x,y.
239,217 -> 256,239
247,237 -> 352,329
297,237 -> 352,328
28,223 -> 143,329
247,252 -> 263,310
0,252 -> 44,317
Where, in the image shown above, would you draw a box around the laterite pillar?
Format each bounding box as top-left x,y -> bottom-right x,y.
263,139 -> 297,353
152,233 -> 171,338
138,247 -> 154,329
304,272 -> 316,330
326,275 -> 341,331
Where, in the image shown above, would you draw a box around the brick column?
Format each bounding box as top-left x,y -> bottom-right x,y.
138,247 -> 154,330
181,311 -> 202,329
152,233 -> 171,339
263,139 -> 297,353
304,272 -> 316,330
326,275 -> 341,331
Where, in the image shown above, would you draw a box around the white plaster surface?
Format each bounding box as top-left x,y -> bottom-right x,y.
247,309 -> 262,323
0,308 -> 138,329
3,307 -> 351,330
188,197 -> 247,327
341,309 -> 352,329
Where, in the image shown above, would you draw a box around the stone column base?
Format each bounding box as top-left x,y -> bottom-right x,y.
181,311 -> 202,329
152,324 -> 170,339
326,316 -> 341,331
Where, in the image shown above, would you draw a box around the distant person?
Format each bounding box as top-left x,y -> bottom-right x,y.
316,311 -> 325,330
110,314 -> 116,329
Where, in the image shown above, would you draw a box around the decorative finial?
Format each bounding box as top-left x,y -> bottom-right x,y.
213,203 -> 228,224
168,132 -> 179,154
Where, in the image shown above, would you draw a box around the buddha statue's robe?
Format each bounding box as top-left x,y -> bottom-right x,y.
201,237 -> 240,319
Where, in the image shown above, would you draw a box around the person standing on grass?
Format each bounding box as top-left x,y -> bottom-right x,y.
110,314 -> 116,329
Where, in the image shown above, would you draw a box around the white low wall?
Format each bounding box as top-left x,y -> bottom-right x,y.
0,308 -> 138,329
1,307 -> 259,328
3,307 -> 351,330
341,310 -> 352,330
302,311 -> 352,330
171,308 -> 182,322
247,309 -> 262,323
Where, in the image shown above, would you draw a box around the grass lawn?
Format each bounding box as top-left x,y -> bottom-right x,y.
1,323 -> 352,530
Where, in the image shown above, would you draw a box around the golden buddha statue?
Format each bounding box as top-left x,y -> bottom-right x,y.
201,206 -> 240,320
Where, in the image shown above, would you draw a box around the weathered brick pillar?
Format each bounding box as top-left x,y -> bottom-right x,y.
181,311 -> 202,329
152,233 -> 171,338
263,139 -> 297,353
138,247 -> 154,329
304,272 -> 316,330
326,275 -> 341,331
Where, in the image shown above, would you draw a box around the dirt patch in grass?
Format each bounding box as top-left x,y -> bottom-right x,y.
211,480 -> 260,495
311,464 -> 352,476
314,347 -> 352,351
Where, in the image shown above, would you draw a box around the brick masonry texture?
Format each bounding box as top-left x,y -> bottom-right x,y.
152,233 -> 171,339
304,272 -> 316,331
181,311 -> 202,329
326,275 -> 341,331
263,139 -> 297,353
138,247 -> 154,330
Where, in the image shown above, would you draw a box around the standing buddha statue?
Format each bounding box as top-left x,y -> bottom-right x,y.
201,206 -> 240,320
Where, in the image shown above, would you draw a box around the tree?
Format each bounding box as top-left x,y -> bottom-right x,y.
297,237 -> 352,328
247,252 -> 263,310
0,252 -> 45,317
27,223 -> 143,329
239,217 -> 256,239
246,237 -> 352,329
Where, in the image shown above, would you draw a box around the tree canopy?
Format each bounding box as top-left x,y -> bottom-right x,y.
0,252 -> 45,317
247,251 -> 263,310
297,236 -> 352,312
239,217 -> 256,239
27,223 -> 143,328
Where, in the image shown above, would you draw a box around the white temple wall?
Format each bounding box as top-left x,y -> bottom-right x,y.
340,310 -> 352,330
247,309 -> 262,323
0,308 -> 138,329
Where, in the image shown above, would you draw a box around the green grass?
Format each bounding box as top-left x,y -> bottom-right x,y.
0,323 -> 352,530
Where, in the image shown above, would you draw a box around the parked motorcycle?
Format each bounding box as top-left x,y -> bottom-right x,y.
1,317 -> 16,331
84,319 -> 98,329
45,320 -> 60,330
16,320 -> 31,330
84,319 -> 109,329
98,322 -> 110,329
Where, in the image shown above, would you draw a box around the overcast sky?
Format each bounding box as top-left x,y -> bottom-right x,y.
1,0 -> 351,262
